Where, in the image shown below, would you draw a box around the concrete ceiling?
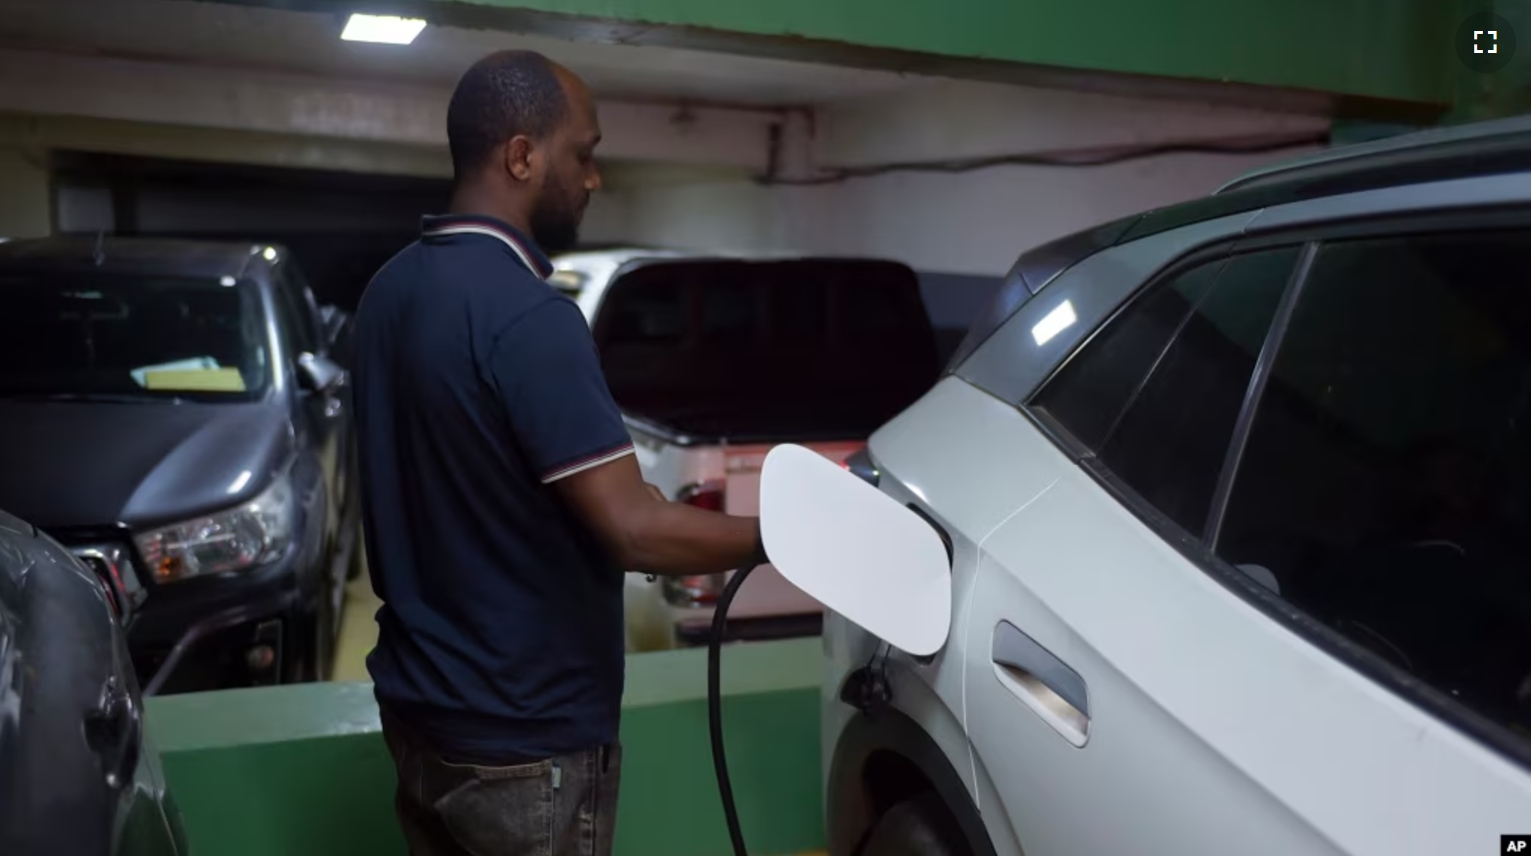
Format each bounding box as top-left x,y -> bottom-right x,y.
0,0 -> 931,106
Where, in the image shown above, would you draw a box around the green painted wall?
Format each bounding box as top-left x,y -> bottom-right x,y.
208,0 -> 1455,116
146,639 -> 827,856
1446,0 -> 1531,122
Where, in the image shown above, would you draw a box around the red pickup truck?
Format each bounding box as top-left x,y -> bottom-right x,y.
553,250 -> 940,650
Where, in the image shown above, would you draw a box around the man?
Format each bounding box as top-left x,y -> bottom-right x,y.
351,51 -> 766,856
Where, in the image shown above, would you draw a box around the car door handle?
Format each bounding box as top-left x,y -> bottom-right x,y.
991,620 -> 1089,746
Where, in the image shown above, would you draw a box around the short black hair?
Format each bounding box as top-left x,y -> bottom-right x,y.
447,50 -> 569,180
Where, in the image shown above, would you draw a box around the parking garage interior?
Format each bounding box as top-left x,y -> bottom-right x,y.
0,0 -> 1527,854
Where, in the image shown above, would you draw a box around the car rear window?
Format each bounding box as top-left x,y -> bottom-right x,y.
591,259 -> 939,441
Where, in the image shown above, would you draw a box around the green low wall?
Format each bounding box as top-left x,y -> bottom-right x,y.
146,639 -> 826,856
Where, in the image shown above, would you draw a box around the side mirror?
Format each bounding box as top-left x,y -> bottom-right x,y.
296,352 -> 344,393
759,444 -> 951,656
319,305 -> 349,346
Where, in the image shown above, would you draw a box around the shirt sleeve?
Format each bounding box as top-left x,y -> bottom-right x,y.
488,299 -> 634,484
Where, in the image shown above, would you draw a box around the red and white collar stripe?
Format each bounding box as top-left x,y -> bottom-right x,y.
423,219 -> 549,280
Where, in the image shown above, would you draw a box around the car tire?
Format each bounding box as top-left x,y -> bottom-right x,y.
859,793 -> 966,856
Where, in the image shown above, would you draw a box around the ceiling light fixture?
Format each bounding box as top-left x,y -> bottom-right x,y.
341,13 -> 427,45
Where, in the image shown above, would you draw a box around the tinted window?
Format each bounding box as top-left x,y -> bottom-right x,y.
0,271 -> 270,401
841,276 -> 914,343
1033,257 -> 1226,450
1218,230 -> 1529,735
1034,247 -> 1296,534
701,280 -> 759,342
605,279 -> 686,345
273,275 -> 318,356
594,260 -> 938,440
288,266 -> 326,351
1098,248 -> 1296,534
772,280 -> 827,344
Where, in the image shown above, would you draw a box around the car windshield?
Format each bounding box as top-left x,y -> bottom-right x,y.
0,271 -> 271,402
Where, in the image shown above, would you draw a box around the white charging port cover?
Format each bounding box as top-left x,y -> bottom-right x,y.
759,444 -> 952,656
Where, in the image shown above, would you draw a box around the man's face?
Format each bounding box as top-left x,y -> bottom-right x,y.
529,73 -> 602,254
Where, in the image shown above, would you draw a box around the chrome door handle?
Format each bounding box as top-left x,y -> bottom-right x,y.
992,620 -> 1089,746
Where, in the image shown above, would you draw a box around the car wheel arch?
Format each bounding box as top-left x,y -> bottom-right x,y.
827,706 -> 998,856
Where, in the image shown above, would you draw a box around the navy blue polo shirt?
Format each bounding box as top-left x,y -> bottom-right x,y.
352,214 -> 634,762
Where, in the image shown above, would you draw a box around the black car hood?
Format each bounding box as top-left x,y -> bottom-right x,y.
0,401 -> 292,530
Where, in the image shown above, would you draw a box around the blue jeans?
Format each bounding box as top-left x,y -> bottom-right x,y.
380,710 -> 622,856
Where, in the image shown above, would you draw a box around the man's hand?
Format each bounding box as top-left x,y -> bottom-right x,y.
553,455 -> 762,576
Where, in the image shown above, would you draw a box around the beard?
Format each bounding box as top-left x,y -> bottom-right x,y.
528,172 -> 585,255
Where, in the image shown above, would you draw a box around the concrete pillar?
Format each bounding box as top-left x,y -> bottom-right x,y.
0,147 -> 50,239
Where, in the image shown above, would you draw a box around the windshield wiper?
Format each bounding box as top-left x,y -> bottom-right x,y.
0,392 -> 185,404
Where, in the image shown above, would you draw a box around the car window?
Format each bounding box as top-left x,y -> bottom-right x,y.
1216,229 -> 1530,736
839,273 -> 917,344
771,279 -> 828,344
701,279 -> 760,343
287,265 -> 326,351
272,270 -> 318,356
593,259 -> 937,440
0,271 -> 271,401
1034,247 -> 1298,535
604,279 -> 686,345
1031,256 -> 1227,450
1097,247 -> 1296,534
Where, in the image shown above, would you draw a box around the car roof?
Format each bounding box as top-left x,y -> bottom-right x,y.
0,236 -> 283,281
948,117 -> 1530,371
1102,116 -> 1529,251
1216,115 -> 1530,194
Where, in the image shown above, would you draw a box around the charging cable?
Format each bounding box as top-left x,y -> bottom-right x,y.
707,563 -> 759,856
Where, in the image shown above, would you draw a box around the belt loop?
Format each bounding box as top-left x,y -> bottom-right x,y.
601,744 -> 610,773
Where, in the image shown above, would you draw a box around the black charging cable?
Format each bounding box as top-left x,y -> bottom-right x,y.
707,563 -> 759,856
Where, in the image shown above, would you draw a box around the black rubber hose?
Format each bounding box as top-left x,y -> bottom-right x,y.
708,563 -> 759,856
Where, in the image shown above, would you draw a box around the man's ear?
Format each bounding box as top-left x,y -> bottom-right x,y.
504,136 -> 536,183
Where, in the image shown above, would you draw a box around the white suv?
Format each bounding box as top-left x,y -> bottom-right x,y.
808,117 -> 1530,856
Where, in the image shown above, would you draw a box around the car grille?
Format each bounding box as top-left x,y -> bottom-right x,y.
65,542 -> 147,611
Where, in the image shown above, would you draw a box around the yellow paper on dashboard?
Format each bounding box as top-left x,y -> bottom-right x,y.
142,368 -> 247,392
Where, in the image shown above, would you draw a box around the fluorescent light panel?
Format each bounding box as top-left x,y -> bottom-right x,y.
341,13 -> 427,45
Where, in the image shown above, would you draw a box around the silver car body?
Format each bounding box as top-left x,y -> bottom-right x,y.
823,117 -> 1530,856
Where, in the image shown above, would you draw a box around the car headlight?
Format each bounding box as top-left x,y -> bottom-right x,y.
135,475 -> 295,583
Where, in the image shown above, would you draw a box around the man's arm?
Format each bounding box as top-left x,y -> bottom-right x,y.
489,299 -> 763,575
555,455 -> 765,576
